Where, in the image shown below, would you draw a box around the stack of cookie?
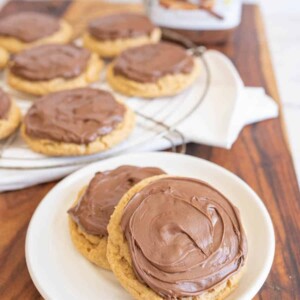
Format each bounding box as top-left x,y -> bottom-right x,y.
0,11 -> 200,157
68,165 -> 248,300
0,11 -> 74,142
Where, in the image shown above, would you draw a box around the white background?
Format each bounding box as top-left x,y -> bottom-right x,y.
260,0 -> 300,186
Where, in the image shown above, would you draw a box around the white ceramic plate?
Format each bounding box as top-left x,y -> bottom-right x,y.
26,152 -> 275,300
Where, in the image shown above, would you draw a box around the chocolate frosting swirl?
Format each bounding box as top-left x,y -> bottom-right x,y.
89,13 -> 155,41
113,42 -> 194,83
0,89 -> 11,119
0,12 -> 60,43
10,44 -> 91,81
121,177 -> 247,298
24,88 -> 125,144
68,165 -> 165,236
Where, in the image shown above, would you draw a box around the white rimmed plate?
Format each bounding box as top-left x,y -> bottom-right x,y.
26,152 -> 275,300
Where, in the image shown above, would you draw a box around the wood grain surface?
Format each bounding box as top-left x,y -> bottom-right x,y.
0,1 -> 299,299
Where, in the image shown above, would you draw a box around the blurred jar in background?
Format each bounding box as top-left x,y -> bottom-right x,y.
144,0 -> 242,44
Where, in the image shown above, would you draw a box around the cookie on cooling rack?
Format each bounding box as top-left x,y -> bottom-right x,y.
106,42 -> 200,98
83,13 -> 161,58
68,165 -> 165,269
107,175 -> 247,300
0,12 -> 72,53
0,88 -> 21,140
21,88 -> 135,156
0,47 -> 9,69
7,44 -> 103,96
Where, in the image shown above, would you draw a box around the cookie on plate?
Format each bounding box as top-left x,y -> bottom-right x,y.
7,44 -> 103,96
21,88 -> 135,156
107,175 -> 248,300
0,12 -> 72,53
0,88 -> 21,140
83,13 -> 161,58
0,47 -> 9,69
68,165 -> 165,269
107,42 -> 200,98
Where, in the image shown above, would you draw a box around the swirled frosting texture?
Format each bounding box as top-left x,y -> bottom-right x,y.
24,88 -> 125,144
0,89 -> 11,119
121,177 -> 247,298
89,13 -> 155,40
68,165 -> 165,236
113,42 -> 194,83
10,44 -> 91,81
0,12 -> 60,42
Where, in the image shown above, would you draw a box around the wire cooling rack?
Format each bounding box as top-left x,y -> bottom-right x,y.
0,43 -> 210,170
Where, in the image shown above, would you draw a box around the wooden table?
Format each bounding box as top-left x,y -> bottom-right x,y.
0,1 -> 299,299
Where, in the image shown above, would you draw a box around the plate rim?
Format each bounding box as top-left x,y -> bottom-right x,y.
25,152 -> 275,300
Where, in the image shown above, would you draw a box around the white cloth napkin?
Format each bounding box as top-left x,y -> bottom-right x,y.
0,51 -> 278,191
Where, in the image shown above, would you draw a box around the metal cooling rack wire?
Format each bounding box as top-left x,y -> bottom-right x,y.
0,43 -> 210,169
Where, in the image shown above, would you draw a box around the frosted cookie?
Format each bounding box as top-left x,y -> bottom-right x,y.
7,44 -> 103,96
68,165 -> 165,269
83,13 -> 161,58
107,42 -> 200,98
0,47 -> 9,69
0,89 -> 21,140
107,176 -> 248,300
21,88 -> 135,156
0,12 -> 72,53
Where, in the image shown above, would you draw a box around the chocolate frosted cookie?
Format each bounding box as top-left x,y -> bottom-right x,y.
68,165 -> 165,269
0,12 -> 72,53
7,44 -> 103,95
107,42 -> 200,98
83,13 -> 161,58
0,88 -> 21,140
10,44 -> 91,81
107,175 -> 247,300
21,88 -> 135,156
